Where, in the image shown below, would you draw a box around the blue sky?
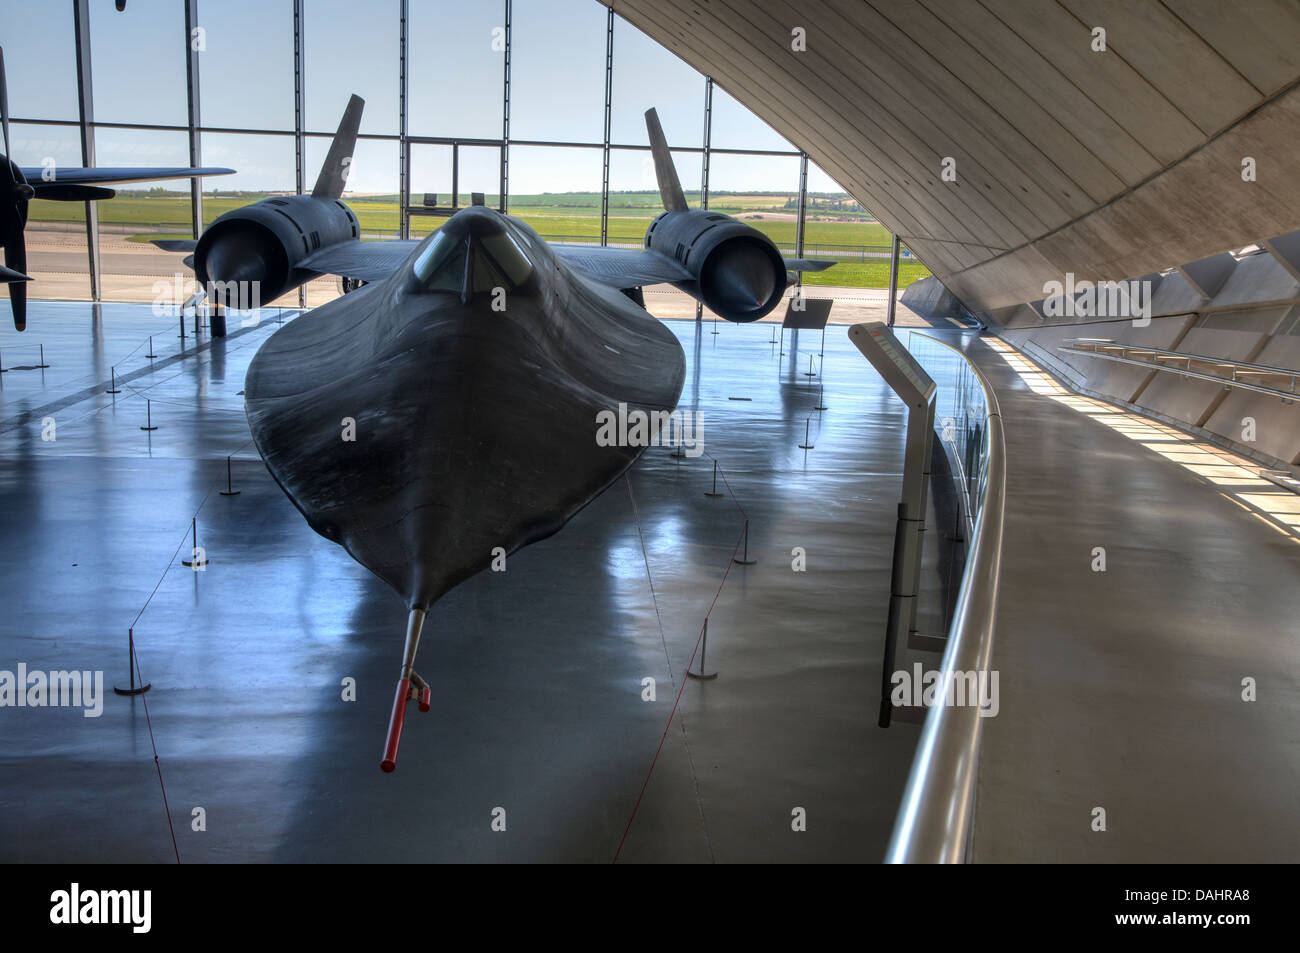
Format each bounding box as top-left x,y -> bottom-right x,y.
0,0 -> 846,195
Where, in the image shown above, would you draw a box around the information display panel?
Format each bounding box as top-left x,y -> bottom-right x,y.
848,321 -> 936,409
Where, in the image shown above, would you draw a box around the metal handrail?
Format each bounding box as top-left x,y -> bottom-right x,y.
939,415 -> 977,544
1061,338 -> 1300,399
886,333 -> 1006,863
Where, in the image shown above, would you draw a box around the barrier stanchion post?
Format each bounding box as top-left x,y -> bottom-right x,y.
106,366 -> 120,395
113,628 -> 152,697
733,518 -> 756,566
140,399 -> 158,431
798,418 -> 814,449
705,459 -> 724,498
219,455 -> 240,496
687,618 -> 718,680
181,517 -> 208,568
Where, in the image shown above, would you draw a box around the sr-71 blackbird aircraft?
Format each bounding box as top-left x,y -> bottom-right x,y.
159,95 -> 833,771
158,94 -> 832,324
0,47 -> 233,331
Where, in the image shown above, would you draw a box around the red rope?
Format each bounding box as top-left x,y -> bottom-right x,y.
626,475 -> 675,682
131,645 -> 181,864
122,494 -> 216,864
613,456 -> 750,863
705,451 -> 748,521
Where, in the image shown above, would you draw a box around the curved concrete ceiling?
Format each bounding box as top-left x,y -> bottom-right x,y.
600,0 -> 1300,319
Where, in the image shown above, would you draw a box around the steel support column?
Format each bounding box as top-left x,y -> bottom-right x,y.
293,0 -> 305,307
887,234 -> 901,327
184,0 -> 203,240
697,77 -> 713,321
398,0 -> 410,239
701,77 -> 712,210
72,0 -> 100,301
600,7 -> 613,247
794,152 -> 808,299
500,0 -> 511,212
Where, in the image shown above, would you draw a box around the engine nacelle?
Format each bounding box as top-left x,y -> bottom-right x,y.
645,208 -> 787,322
195,194 -> 359,304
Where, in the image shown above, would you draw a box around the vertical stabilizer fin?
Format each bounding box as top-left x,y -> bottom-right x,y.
644,108 -> 687,212
312,94 -> 364,199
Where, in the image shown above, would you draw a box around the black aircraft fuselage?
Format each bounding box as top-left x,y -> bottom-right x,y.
244,204 -> 686,612
234,102 -> 833,771
244,205 -> 686,770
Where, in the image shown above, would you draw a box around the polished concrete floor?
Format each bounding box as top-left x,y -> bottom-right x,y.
954,334 -> 1300,863
0,301 -> 957,863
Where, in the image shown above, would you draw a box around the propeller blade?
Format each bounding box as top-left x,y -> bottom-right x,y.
0,46 -> 9,157
0,263 -> 28,282
7,271 -> 25,330
2,225 -> 26,331
1,181 -> 28,330
1,159 -> 21,200
30,183 -> 115,202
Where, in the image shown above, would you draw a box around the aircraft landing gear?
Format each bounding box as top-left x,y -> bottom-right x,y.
380,607 -> 430,773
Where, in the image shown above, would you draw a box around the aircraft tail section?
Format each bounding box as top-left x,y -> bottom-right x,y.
644,108 -> 688,212
312,94 -> 364,199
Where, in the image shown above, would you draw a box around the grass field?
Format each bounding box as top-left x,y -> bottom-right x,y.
798,260 -> 931,289
32,189 -> 928,289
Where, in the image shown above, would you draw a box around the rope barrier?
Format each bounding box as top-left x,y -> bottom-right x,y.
121,487 -> 215,864
614,451 -> 751,863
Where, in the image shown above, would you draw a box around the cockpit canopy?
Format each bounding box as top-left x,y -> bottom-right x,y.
410,205 -> 534,302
